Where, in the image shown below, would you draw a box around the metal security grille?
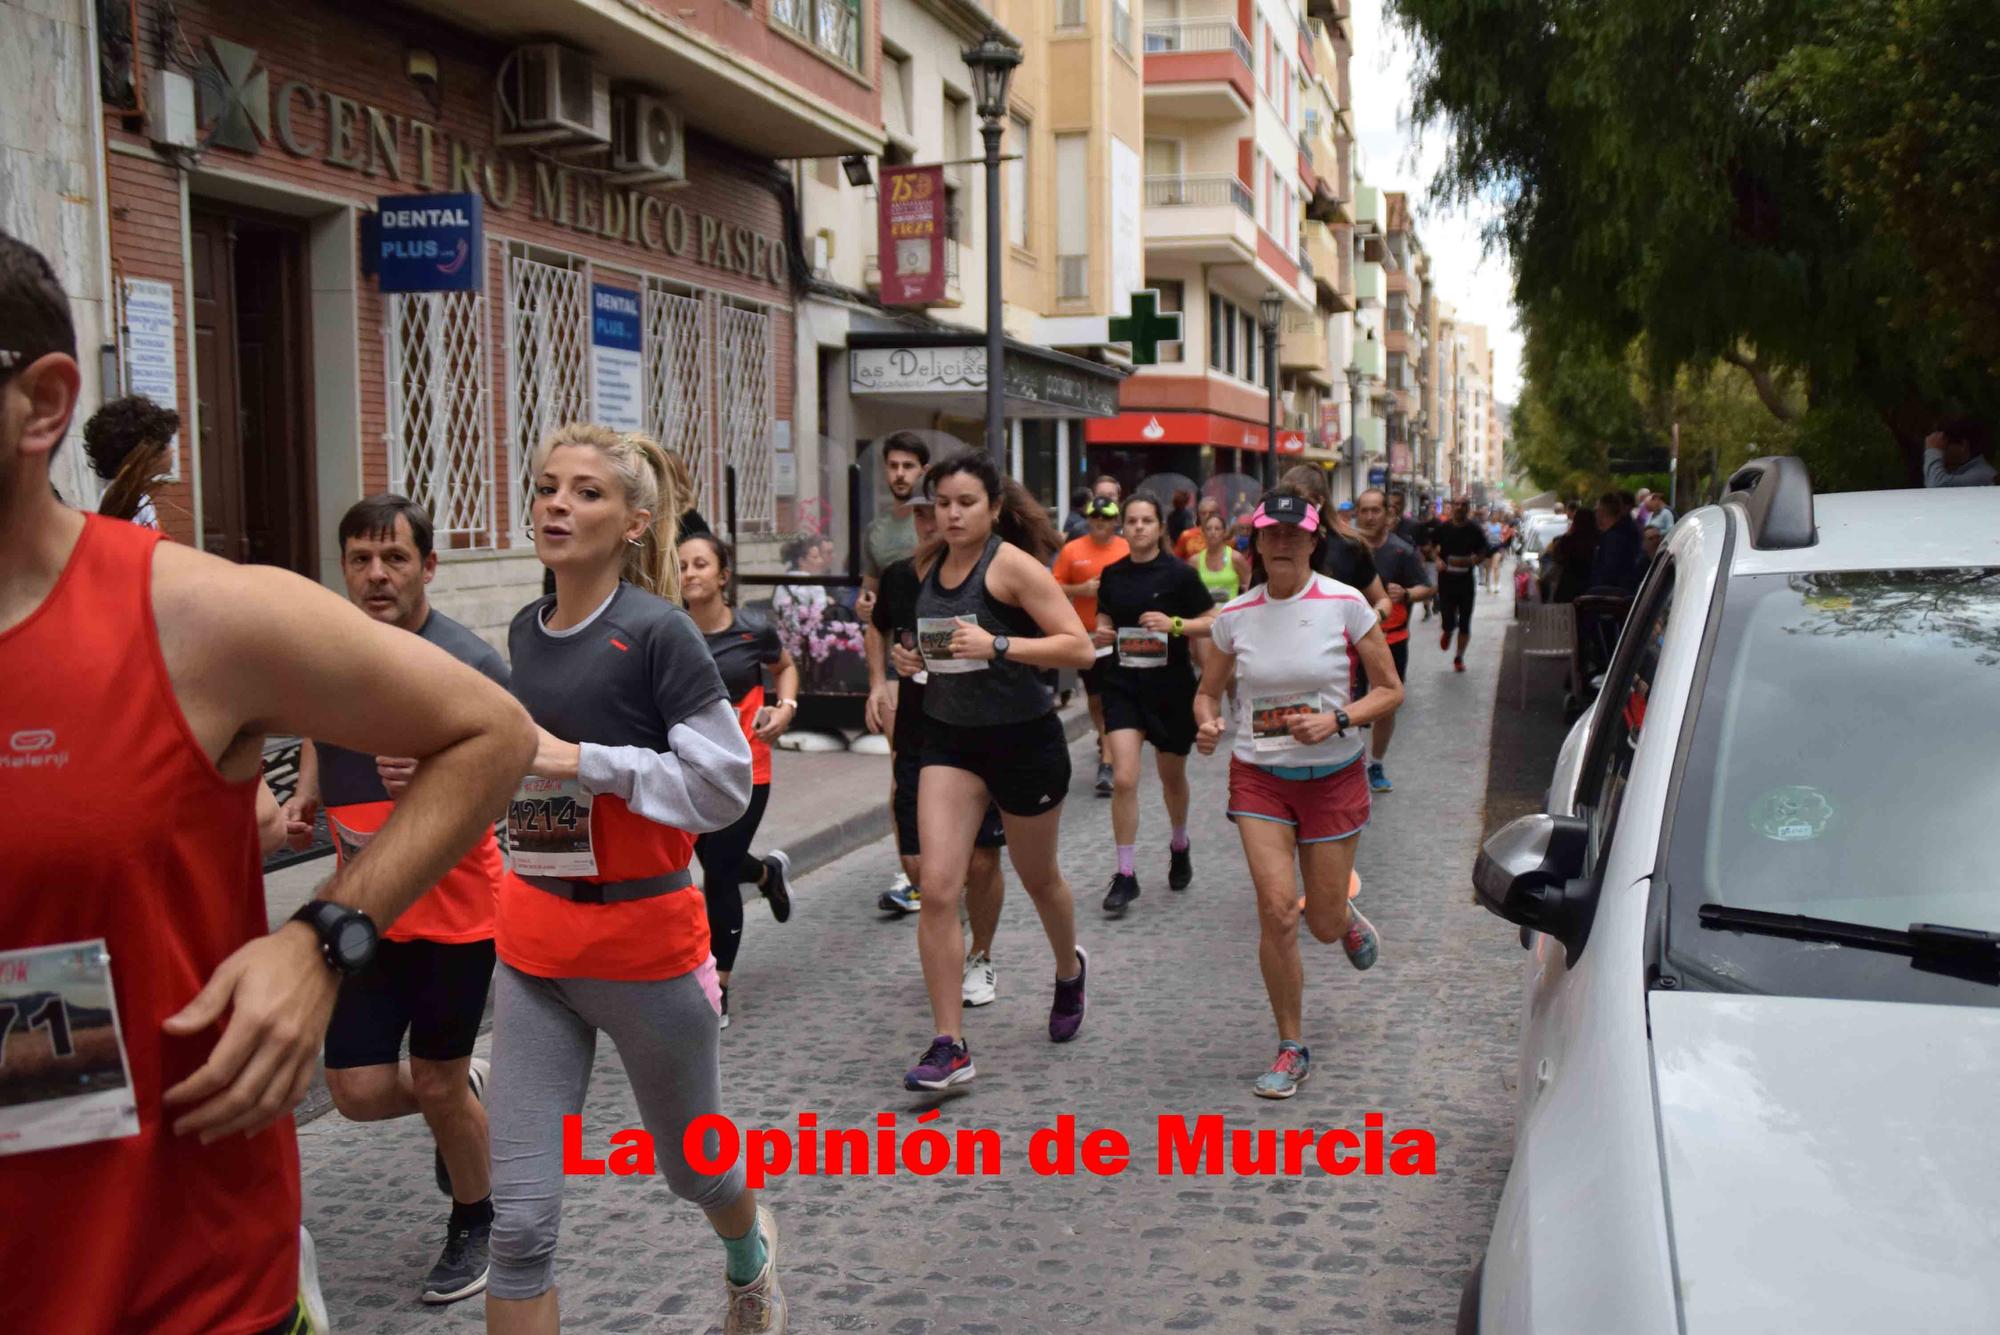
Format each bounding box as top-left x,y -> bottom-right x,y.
385,290 -> 493,547
505,253 -> 588,533
715,301 -> 775,534
642,281 -> 712,516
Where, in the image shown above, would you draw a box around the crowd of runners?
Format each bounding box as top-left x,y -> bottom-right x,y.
0,231 -> 1510,1334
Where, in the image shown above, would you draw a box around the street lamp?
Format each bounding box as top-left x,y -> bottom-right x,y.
1345,364 -> 1365,505
963,33 -> 1022,457
1258,289 -> 1285,489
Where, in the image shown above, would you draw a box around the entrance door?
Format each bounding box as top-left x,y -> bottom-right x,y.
190,206 -> 316,572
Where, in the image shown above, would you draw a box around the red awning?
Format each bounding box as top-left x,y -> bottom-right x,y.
1085,412 -> 1274,452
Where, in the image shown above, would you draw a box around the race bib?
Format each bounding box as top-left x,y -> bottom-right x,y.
327,811 -> 375,865
1249,693 -> 1322,753
507,777 -> 598,877
917,616 -> 987,675
0,940 -> 140,1157
1116,628 -> 1169,668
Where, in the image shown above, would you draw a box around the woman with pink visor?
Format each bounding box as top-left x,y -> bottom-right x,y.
1193,487 -> 1404,1100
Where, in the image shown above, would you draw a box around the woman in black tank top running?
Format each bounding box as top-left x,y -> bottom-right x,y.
892,454 -> 1096,1093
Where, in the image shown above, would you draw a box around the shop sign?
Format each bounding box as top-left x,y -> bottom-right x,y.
1369,467 -> 1388,486
877,165 -> 947,307
851,346 -> 986,394
590,284 -> 644,432
1276,430 -> 1307,455
374,192 -> 482,293
1004,358 -> 1120,418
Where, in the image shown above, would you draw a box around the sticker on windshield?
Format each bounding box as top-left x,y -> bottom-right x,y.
1749,786 -> 1835,842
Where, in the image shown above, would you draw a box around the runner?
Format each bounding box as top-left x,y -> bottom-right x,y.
1194,509 -> 1251,605
490,423 -> 783,1332
1279,465 -> 1391,615
1175,495 -> 1222,561
897,454 -> 1096,1091
859,432 -> 928,909
1432,496 -> 1492,672
282,495 -> 513,1306
1051,496 -> 1129,797
1094,495 -> 1218,915
865,494 -> 1009,1004
1193,489 -> 1402,1100
0,231 -> 534,1335
680,531 -> 799,1031
1353,488 -> 1433,793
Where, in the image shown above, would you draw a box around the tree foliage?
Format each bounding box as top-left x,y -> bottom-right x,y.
1394,0 -> 2000,487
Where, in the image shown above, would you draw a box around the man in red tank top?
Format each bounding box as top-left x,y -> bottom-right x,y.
0,232 -> 536,1335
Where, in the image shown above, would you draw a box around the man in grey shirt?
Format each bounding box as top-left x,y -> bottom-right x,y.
1923,417 -> 1996,488
861,432 -> 931,597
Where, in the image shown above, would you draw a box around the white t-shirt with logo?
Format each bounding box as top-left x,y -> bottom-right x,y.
1209,573 -> 1379,768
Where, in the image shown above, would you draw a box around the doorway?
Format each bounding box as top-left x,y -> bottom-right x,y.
190,204 -> 317,572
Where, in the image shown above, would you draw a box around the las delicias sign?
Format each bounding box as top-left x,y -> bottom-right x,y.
198,37 -> 788,288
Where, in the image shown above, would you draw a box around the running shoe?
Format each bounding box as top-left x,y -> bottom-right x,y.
1094,761 -> 1114,797
419,1216 -> 491,1305
1049,945 -> 1088,1043
760,851 -> 792,923
1252,1041 -> 1312,1100
1454,657 -> 1466,673
1367,761 -> 1393,793
904,1035 -> 975,1091
1101,872 -> 1140,916
1440,629 -> 1451,652
1342,906 -> 1381,970
1168,842 -> 1194,891
962,950 -> 997,1007
878,877 -> 921,915
719,984 -> 731,1031
723,1205 -> 787,1334
435,1057 -> 490,1196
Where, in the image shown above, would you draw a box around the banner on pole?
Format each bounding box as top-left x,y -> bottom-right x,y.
878,165 -> 947,307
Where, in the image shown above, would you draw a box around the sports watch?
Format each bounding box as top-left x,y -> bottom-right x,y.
1170,616 -> 1185,637
289,900 -> 379,976
1332,707 -> 1352,737
991,635 -> 1011,661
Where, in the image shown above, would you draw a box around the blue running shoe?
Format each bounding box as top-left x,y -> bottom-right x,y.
1342,907 -> 1380,970
1367,761 -> 1393,793
1253,1042 -> 1311,1099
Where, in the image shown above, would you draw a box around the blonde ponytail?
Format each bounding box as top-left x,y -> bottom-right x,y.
532,423 -> 686,600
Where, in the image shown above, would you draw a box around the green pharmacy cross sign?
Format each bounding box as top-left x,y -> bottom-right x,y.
1109,289 -> 1183,366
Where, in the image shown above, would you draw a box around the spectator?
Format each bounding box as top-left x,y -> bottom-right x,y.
82,394 -> 177,528
1631,488 -> 1651,522
1641,524 -> 1663,563
773,534 -> 834,619
1642,491 -> 1674,535
1589,491 -> 1646,593
1166,488 -> 1197,547
1922,416 -> 1996,488
1063,488 -> 1092,539
1543,512 -> 1599,604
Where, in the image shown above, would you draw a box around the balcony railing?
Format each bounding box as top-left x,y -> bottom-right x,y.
1145,173 -> 1253,215
772,0 -> 863,70
1143,18 -> 1252,66
1298,244 -> 1314,282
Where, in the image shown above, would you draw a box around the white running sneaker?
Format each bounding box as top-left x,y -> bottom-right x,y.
962,950 -> 996,1007
724,1206 -> 787,1333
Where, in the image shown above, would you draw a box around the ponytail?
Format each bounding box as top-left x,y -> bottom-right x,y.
532,423 -> 685,601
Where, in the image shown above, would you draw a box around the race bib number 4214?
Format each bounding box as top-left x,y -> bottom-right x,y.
507,777 -> 598,877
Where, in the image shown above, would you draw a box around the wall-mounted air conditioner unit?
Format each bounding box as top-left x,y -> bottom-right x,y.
498,44 -> 610,146
610,94 -> 685,183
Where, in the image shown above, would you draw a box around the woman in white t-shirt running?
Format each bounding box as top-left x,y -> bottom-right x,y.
1194,488 -> 1404,1100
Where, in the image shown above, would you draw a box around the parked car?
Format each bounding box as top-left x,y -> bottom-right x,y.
1461,459 -> 2000,1334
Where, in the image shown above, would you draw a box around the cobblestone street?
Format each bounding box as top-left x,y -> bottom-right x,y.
301,594 -> 1527,1334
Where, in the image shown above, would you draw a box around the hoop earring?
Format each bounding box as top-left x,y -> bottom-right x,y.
626,536 -> 643,547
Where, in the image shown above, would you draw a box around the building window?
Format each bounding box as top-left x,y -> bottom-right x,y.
1057,0 -> 1085,28
1056,132 -> 1088,300
713,298 -> 776,535
1149,278 -> 1184,362
881,48 -> 912,141
1111,0 -> 1133,56
1006,114 -> 1030,250
504,246 -> 589,534
386,288 -> 494,549
773,0 -> 864,71
641,279 -> 711,516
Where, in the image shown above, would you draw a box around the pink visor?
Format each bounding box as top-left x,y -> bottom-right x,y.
1251,500 -> 1321,532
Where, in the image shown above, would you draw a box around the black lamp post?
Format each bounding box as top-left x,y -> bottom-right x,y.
1258,289 -> 1285,489
963,33 -> 1022,457
1345,364 -> 1364,505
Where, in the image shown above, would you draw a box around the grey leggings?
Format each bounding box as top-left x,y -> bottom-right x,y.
487,962 -> 748,1300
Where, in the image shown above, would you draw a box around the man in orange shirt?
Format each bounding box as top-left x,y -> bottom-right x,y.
1052,496 -> 1129,795
1174,496 -> 1220,560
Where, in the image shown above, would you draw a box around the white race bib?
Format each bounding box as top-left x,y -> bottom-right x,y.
507,777 -> 598,877
0,940 -> 140,1157
917,616 -> 987,675
1249,693 -> 1322,753
1116,628 -> 1169,668
327,811 -> 375,866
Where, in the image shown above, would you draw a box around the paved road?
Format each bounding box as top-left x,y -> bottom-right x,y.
302,591 -> 1528,1333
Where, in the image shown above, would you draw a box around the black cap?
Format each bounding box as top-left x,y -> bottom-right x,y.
1252,490 -> 1319,530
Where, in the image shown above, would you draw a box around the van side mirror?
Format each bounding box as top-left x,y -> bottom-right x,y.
1473,814 -> 1595,963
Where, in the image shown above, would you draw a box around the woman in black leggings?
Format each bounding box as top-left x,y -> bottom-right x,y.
680,532 -> 799,1029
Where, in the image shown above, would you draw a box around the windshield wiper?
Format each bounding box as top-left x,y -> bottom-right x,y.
1698,904 -> 2000,970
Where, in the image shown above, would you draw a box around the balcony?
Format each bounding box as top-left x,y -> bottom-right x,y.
1305,0 -> 1350,24
1351,337 -> 1381,378
1143,19 -> 1255,120
1279,308 -> 1332,388
1144,173 -> 1258,265
1304,220 -> 1349,310
1353,256 -> 1382,304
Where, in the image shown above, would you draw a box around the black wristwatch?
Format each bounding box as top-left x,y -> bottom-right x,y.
991,635 -> 1011,662
289,901 -> 379,975
1333,707 -> 1352,737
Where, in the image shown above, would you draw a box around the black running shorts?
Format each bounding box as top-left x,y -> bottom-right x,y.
921,712 -> 1072,817
895,750 -> 1005,855
1355,638 -> 1410,697
1438,575 -> 1477,636
323,937 -> 496,1068
1098,676 -> 1198,756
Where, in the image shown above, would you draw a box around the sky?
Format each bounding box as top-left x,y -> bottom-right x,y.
1346,0 -> 1522,405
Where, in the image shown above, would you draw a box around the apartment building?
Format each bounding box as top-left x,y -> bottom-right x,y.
1382,189 -> 1423,493
1348,174 -> 1391,496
